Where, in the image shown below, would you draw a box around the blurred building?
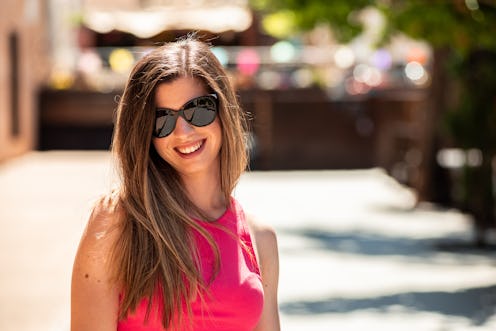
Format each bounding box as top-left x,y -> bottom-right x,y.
2,0 -> 433,194
82,0 -> 253,41
0,0 -> 49,161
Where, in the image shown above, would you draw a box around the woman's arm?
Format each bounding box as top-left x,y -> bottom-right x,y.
247,215 -> 281,331
71,196 -> 121,331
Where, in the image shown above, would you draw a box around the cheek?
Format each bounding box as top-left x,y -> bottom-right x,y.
212,119 -> 223,142
152,138 -> 172,160
211,121 -> 223,151
152,138 -> 160,152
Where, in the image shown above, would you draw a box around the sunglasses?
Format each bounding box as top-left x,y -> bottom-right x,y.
153,94 -> 218,138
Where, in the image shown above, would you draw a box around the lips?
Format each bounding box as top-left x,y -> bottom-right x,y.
175,139 -> 205,155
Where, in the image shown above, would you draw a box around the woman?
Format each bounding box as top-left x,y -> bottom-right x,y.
71,37 -> 280,331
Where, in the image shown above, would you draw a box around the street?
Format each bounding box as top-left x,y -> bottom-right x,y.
1,151 -> 495,331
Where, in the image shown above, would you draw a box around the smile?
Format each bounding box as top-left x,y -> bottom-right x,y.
175,140 -> 204,155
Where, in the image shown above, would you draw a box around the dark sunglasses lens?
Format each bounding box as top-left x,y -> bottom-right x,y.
185,106 -> 216,127
154,95 -> 217,137
155,113 -> 176,137
188,95 -> 217,126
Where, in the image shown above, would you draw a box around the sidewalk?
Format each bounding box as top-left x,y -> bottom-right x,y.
1,151 -> 495,331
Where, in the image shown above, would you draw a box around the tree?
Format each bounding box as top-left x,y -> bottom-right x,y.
252,0 -> 496,246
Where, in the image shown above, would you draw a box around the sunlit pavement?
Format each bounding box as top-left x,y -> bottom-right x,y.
1,151 -> 495,331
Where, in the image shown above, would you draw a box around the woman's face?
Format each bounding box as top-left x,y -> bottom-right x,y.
152,76 -> 222,179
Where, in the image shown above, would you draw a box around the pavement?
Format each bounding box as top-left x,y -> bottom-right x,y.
1,151 -> 495,331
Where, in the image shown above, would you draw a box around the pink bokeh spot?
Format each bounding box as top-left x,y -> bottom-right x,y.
236,48 -> 260,76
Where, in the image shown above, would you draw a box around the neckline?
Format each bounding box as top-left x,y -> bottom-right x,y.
194,197 -> 233,224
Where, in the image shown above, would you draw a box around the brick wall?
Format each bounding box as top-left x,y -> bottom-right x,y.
0,0 -> 48,161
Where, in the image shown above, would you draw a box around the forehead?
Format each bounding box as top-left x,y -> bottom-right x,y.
154,76 -> 208,109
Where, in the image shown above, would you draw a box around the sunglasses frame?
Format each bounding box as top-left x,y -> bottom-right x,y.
153,93 -> 218,138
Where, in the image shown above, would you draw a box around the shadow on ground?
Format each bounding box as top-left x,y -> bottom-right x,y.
281,284 -> 496,326
282,226 -> 434,256
280,226 -> 496,261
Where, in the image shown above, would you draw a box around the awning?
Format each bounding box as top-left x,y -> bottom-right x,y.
82,0 -> 253,38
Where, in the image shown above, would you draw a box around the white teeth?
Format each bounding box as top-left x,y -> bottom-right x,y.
177,141 -> 202,154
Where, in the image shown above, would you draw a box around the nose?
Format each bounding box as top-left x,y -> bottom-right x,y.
173,115 -> 194,137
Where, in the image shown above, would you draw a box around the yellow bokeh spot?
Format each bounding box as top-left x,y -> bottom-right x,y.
109,48 -> 135,74
262,10 -> 296,39
50,69 -> 74,90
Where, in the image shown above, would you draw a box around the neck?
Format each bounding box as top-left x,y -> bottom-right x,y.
181,169 -> 227,220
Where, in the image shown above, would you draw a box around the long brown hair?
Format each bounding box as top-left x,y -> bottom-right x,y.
110,36 -> 249,329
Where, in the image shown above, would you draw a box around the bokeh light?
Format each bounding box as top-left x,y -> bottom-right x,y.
345,77 -> 370,95
353,64 -> 382,87
291,68 -> 314,88
405,61 -> 428,85
109,48 -> 135,73
236,48 -> 260,76
257,70 -> 282,90
50,68 -> 74,90
406,47 -> 428,65
334,46 -> 355,69
261,10 -> 296,39
211,46 -> 229,67
270,40 -> 297,63
77,51 -> 102,74
465,0 -> 479,11
372,48 -> 392,70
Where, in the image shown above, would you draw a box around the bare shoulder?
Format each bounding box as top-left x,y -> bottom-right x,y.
72,190 -> 124,290
245,214 -> 281,331
71,191 -> 123,330
245,213 -> 279,262
81,190 -> 123,254
246,213 -> 277,239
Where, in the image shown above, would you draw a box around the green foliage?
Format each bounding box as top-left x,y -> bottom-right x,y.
445,50 -> 496,151
252,0 -> 496,55
261,10 -> 298,38
251,0 -> 374,41
385,1 -> 496,56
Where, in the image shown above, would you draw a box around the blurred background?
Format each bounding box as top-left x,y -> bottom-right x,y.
1,0 -> 496,330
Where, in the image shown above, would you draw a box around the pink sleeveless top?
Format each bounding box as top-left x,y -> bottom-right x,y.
117,198 -> 264,331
